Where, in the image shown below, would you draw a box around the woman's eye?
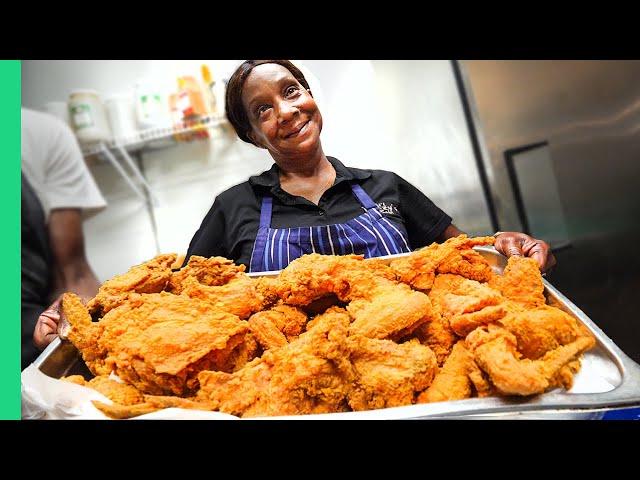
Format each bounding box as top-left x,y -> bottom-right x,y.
257,105 -> 270,116
285,86 -> 299,97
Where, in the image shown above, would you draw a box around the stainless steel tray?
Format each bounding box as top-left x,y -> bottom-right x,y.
31,247 -> 640,419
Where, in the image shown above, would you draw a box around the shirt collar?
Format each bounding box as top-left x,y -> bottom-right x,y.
248,156 -> 371,189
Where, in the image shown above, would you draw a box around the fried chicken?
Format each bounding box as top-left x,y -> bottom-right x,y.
168,255 -> 245,294
498,305 -> 591,360
466,324 -> 595,396
196,307 -> 355,417
92,395 -> 217,419
429,274 -> 507,337
57,235 -> 597,418
265,253 -> 435,340
417,341 -> 477,403
86,254 -> 177,316
389,234 -> 495,292
62,375 -> 145,405
180,274 -> 265,320
62,292 -> 249,396
347,337 -> 437,410
399,308 -> 457,366
489,256 -> 546,308
247,305 -> 308,351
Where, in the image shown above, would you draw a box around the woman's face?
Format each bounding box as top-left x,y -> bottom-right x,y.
242,63 -> 322,157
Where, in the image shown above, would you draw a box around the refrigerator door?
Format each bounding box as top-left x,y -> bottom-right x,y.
505,142 -> 571,249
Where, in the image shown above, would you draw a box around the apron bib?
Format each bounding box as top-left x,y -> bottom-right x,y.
249,182 -> 411,272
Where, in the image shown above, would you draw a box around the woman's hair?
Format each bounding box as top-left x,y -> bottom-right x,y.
225,60 -> 311,146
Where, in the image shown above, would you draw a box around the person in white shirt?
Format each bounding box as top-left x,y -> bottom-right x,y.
21,108 -> 107,369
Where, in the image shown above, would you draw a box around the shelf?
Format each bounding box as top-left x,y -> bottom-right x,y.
81,115 -> 230,206
80,114 -> 228,157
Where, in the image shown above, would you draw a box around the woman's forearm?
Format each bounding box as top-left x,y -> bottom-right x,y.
436,224 -> 465,242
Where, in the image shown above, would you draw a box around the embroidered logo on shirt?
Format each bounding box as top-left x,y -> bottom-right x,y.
377,202 -> 399,215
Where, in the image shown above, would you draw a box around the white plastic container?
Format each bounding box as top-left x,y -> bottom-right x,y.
134,80 -> 171,130
104,94 -> 139,144
68,90 -> 112,144
134,80 -> 173,148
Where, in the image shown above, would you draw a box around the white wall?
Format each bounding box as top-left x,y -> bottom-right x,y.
22,60 -> 492,281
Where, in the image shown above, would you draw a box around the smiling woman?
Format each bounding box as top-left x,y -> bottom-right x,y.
182,60 -> 556,274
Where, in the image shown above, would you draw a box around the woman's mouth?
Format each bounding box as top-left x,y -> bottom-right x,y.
285,121 -> 310,139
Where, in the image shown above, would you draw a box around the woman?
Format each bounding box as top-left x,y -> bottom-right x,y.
185,60 -> 556,273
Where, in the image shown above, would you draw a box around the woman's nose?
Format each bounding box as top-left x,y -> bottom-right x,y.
277,100 -> 297,123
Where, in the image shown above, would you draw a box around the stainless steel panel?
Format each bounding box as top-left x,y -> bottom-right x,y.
30,247 -> 640,419
461,60 -> 640,240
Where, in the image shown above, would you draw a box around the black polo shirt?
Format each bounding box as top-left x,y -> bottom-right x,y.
184,157 -> 452,268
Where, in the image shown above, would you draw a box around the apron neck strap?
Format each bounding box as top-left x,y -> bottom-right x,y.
350,182 -> 377,210
259,195 -> 273,228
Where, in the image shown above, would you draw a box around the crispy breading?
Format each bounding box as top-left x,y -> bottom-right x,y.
348,337 -> 437,410
62,292 -> 248,396
466,324 -> 595,396
168,255 -> 245,294
389,235 -> 495,291
248,305 -> 308,351
180,274 -> 265,320
489,256 -> 546,308
86,254 -> 177,315
196,307 -> 355,418
417,341 -> 477,403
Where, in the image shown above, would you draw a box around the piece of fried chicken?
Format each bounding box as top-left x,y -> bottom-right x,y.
390,234 -> 495,292
86,254 -> 177,316
168,255 -> 246,294
498,305 -> 590,359
180,274 -> 266,320
62,292 -> 248,396
429,274 -> 507,337
347,337 -> 437,411
404,310 -> 458,367
466,324 -> 595,396
489,256 -> 546,308
62,375 -> 145,405
196,307 -> 355,418
265,254 -> 436,341
247,305 -> 308,351
92,395 -> 217,419
417,341 -> 490,403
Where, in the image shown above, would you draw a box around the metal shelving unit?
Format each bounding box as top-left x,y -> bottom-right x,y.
81,115 -> 228,204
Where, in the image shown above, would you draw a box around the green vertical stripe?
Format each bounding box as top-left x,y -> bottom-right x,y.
0,60 -> 21,420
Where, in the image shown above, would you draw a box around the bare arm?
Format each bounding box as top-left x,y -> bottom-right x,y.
435,224 -> 466,242
48,208 -> 100,302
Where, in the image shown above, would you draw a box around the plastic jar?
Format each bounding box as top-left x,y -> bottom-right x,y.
68,90 -> 112,144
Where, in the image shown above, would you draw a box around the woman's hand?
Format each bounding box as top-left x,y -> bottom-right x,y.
494,232 -> 557,273
33,294 -> 63,351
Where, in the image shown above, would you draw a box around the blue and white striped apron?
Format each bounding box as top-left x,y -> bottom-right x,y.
249,182 -> 411,272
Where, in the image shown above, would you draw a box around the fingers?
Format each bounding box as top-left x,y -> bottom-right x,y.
38,316 -> 59,333
496,233 -> 556,273
33,297 -> 65,350
521,237 -> 554,272
496,235 -> 524,257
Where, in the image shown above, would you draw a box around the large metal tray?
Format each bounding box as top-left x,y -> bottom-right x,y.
30,247 -> 640,419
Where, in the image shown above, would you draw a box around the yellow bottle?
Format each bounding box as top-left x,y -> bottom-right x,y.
200,64 -> 219,117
